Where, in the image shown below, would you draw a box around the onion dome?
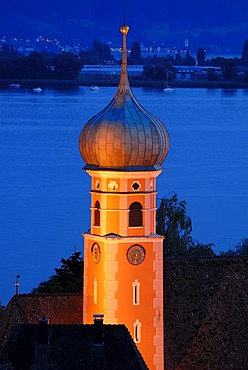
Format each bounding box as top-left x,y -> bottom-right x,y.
79,24 -> 170,171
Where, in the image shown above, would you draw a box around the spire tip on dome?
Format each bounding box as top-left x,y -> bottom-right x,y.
78,23 -> 170,171
120,24 -> 129,35
117,24 -> 130,95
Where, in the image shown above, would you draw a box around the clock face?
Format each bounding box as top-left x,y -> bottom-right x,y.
91,243 -> 101,264
127,245 -> 146,265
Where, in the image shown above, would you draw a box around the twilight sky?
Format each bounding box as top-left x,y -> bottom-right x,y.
0,0 -> 248,50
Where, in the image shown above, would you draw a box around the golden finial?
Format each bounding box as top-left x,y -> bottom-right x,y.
120,24 -> 129,35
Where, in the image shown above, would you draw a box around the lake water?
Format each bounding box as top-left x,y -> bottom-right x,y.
0,86 -> 248,305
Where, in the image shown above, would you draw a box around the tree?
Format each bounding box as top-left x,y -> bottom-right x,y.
129,41 -> 142,64
0,56 -> 14,78
207,68 -> 220,81
156,193 -> 193,256
174,53 -> 183,66
184,53 -> 196,66
242,70 -> 248,83
197,47 -> 206,66
0,302 -> 5,318
32,251 -> 83,293
156,193 -> 215,257
241,39 -> 248,66
142,55 -> 174,80
205,56 -> 225,67
102,44 -> 112,62
52,52 -> 82,79
25,51 -> 48,79
173,53 -> 196,66
235,238 -> 248,255
220,238 -> 248,256
187,242 -> 215,257
220,58 -> 237,81
219,248 -> 237,257
92,39 -> 103,61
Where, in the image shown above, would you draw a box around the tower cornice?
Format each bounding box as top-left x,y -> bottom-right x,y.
86,169 -> 163,179
83,233 -> 164,242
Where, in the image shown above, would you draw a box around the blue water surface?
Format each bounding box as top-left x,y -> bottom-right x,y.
0,86 -> 248,305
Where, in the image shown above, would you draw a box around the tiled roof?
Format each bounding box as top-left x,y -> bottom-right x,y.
0,294 -> 82,351
165,256 -> 248,370
0,324 -> 148,369
1,257 -> 248,369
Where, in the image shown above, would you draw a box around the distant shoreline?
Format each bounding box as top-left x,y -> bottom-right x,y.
1,77 -> 248,89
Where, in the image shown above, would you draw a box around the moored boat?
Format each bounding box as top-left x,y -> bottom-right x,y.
90,86 -> 100,91
9,83 -> 20,88
33,87 -> 42,92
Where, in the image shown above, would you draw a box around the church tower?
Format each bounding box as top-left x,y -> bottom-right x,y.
79,25 -> 169,370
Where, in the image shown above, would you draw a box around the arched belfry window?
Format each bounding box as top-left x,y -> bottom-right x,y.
94,201 -> 100,226
129,202 -> 143,227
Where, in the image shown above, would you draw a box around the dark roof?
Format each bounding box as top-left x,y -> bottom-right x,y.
2,257 -> 248,369
0,294 -> 82,351
165,256 -> 248,370
0,324 -> 148,370
0,294 -> 148,369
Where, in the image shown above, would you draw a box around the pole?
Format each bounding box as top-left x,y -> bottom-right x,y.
12,275 -> 20,295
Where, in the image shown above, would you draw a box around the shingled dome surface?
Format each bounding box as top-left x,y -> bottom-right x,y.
79,25 -> 169,171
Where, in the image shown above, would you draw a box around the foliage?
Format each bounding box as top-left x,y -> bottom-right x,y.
1,41 -> 247,83
142,52 -> 197,80
143,64 -> 166,81
241,39 -> 248,65
0,47 -> 82,79
156,193 -> 215,257
174,53 -> 196,66
204,56 -> 226,67
32,252 -> 83,293
24,51 -> 49,79
206,68 -> 221,81
219,248 -> 237,257
52,52 -> 82,79
156,193 -> 193,256
197,47 -> 206,66
142,55 -> 174,80
241,70 -> 248,83
235,238 -> 248,255
92,40 -> 103,60
0,302 -> 5,318
220,58 -> 237,81
187,242 -> 215,257
203,56 -> 238,81
129,41 -> 143,64
79,40 -> 114,65
220,238 -> 248,256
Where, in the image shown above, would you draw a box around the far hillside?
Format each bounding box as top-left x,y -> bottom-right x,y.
0,0 -> 248,51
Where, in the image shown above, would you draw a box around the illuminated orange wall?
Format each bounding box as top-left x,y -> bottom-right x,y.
83,170 -> 164,370
116,241 -> 157,368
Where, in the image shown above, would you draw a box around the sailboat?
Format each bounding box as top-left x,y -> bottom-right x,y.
90,86 -> 100,91
164,70 -> 174,92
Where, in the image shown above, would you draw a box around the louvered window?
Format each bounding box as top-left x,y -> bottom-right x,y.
129,202 -> 143,227
94,201 -> 100,226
